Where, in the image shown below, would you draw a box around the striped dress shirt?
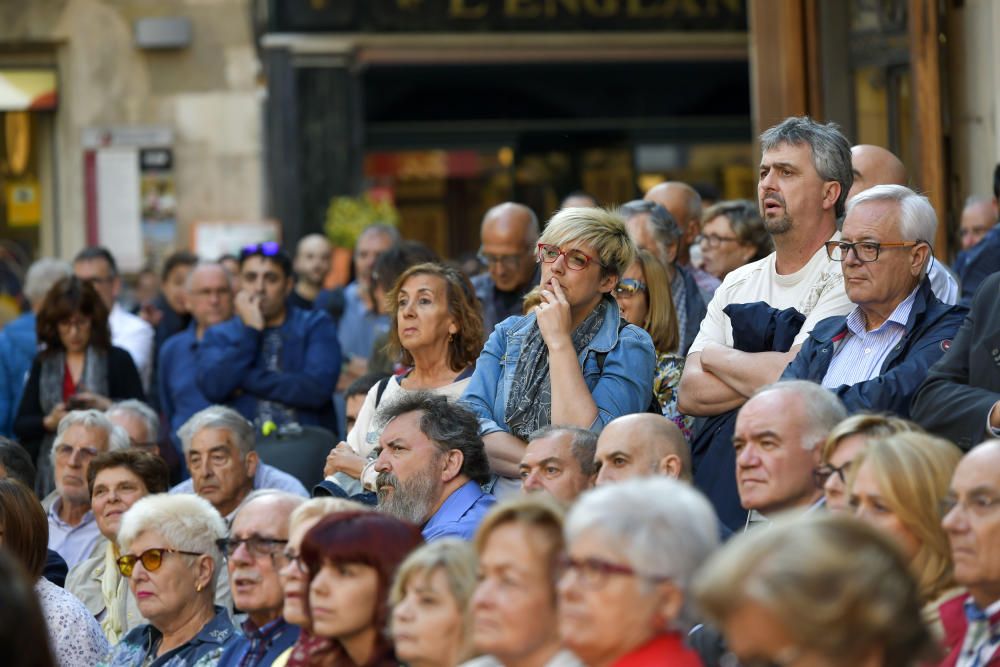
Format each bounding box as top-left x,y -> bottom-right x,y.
822,287 -> 919,389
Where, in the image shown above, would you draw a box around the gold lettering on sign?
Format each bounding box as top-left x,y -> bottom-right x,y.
626,0 -> 660,18
450,0 -> 488,18
543,0 -> 581,17
505,0 -> 542,18
583,0 -> 618,17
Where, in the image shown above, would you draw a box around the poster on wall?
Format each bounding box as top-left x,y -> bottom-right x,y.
140,147 -> 177,270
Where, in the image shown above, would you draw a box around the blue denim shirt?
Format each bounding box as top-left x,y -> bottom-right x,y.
0,311 -> 36,437
98,606 -> 236,667
422,480 -> 497,542
461,297 -> 656,435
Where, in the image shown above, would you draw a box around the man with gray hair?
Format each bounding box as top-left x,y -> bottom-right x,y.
734,381 -> 847,529
958,195 -> 997,253
519,425 -> 596,504
472,202 -> 541,335
620,198 -> 706,354
216,490 -> 303,667
42,409 -> 129,567
170,406 -> 307,519
783,184 -> 966,416
107,399 -> 161,454
0,258 -> 72,437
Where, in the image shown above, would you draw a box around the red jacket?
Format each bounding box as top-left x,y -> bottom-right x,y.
937,592 -> 1000,667
612,634 -> 702,667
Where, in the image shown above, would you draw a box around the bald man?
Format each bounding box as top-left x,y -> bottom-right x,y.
594,414 -> 691,485
290,234 -> 333,310
645,181 -> 720,302
472,202 -> 541,335
847,144 -> 959,305
958,197 -> 997,252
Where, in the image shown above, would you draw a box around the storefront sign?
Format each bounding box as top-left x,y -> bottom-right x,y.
271,0 -> 746,33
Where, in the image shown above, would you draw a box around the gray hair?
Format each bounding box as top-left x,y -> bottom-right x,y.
760,116 -> 853,218
107,400 -> 160,443
359,224 -> 401,247
846,184 -> 938,250
755,381 -> 848,451
177,406 -> 255,458
621,199 -> 683,248
185,261 -> 233,291
529,425 -> 598,476
231,489 -> 305,525
23,259 -> 72,305
565,478 -> 719,632
52,410 -> 130,468
118,493 -> 227,590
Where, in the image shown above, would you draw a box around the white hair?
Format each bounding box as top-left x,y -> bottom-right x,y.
118,493 -> 227,588
846,184 -> 938,249
753,381 -> 848,451
23,258 -> 72,305
107,399 -> 159,442
178,405 -> 255,457
565,477 -> 719,632
185,261 -> 232,291
51,409 -> 129,468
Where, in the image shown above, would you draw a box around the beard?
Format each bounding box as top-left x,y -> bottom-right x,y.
376,465 -> 441,526
761,193 -> 792,236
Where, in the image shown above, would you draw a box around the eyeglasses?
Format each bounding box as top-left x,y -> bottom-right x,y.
241,241 -> 281,259
129,438 -> 159,453
54,443 -> 101,460
697,234 -> 742,248
536,244 -> 602,271
216,536 -> 288,560
477,248 -> 528,270
812,461 -> 852,488
282,549 -> 308,574
58,317 -> 91,331
613,278 -> 648,298
824,240 -> 923,263
557,554 -> 669,588
117,547 -> 203,578
940,493 -> 1000,518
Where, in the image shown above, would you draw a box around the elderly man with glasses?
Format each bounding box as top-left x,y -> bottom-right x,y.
216,490 -> 304,667
782,184 -> 966,416
471,202 -> 541,336
41,409 -> 130,567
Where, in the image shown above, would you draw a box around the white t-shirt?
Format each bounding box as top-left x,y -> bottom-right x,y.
688,234 -> 853,353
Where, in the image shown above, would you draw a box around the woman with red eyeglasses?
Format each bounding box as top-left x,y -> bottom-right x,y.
462,207 -> 657,496
99,493 -> 236,666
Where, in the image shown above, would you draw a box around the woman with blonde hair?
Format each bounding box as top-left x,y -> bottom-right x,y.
815,413 -> 920,511
390,539 -> 478,667
848,432 -> 964,636
694,514 -> 938,667
613,249 -> 692,438
464,207 -> 656,494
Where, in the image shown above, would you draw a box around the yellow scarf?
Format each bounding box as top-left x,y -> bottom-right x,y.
100,542 -> 128,644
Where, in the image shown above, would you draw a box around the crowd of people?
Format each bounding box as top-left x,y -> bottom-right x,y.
0,114 -> 1000,667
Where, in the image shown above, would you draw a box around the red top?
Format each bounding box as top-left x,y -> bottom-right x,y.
612,633 -> 703,667
62,361 -> 77,402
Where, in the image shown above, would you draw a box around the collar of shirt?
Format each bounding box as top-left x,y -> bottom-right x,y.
47,496 -> 95,530
241,616 -> 288,640
422,480 -> 485,533
844,284 -> 920,338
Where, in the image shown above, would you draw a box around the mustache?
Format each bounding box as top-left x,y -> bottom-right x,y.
232,569 -> 263,583
376,472 -> 398,492
763,193 -> 785,206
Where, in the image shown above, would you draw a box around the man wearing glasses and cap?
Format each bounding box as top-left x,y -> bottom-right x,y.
472,202 -> 541,336
197,243 -> 341,434
782,184 -> 965,416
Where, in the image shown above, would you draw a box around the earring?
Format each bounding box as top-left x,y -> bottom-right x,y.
448,333 -> 454,343
195,583 -> 204,593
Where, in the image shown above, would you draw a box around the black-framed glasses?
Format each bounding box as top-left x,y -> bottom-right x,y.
697,234 -> 742,248
537,243 -> 602,271
240,241 -> 281,259
477,248 -> 528,270
557,554 -> 669,587
613,278 -> 648,298
216,536 -> 288,560
812,461 -> 852,488
54,443 -> 101,460
117,547 -> 203,578
129,438 -> 159,454
282,548 -> 308,575
824,240 -> 923,263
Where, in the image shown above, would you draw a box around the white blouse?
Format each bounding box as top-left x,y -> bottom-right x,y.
35,576 -> 111,666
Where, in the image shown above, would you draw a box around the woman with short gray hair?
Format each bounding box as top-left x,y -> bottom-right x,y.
557,478 -> 717,666
97,493 -> 235,666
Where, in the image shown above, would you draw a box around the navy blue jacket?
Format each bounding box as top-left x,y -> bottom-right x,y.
197,307 -> 341,432
782,279 -> 966,417
956,224 -> 1000,306
677,263 -> 707,356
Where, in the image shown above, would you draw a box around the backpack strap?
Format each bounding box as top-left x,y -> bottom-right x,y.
374,377 -> 392,409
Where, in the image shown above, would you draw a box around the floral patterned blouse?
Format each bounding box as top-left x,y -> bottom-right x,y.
653,352 -> 694,441
97,606 -> 236,667
35,576 -> 111,667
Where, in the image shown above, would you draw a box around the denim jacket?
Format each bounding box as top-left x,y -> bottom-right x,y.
461,297 -> 656,435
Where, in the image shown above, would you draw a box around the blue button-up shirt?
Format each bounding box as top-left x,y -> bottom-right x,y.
216,616 -> 299,667
822,286 -> 918,389
46,496 -> 103,569
422,480 -> 496,542
159,323 -> 210,450
98,606 -> 236,667
336,282 -> 390,360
